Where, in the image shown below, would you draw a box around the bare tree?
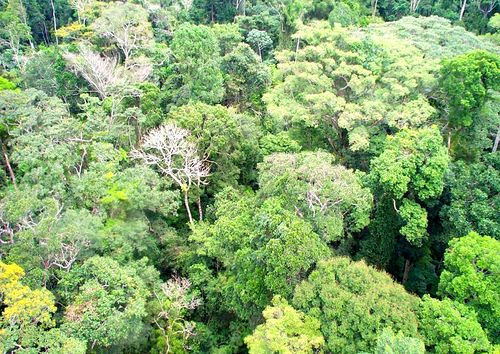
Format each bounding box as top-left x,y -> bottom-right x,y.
152,277 -> 201,354
64,45 -> 152,98
64,46 -> 122,98
131,124 -> 211,225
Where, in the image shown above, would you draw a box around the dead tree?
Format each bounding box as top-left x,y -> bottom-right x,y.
131,124 -> 210,225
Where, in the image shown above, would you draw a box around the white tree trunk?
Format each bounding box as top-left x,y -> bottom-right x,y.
492,122 -> 500,152
459,0 -> 467,20
50,0 -> 59,45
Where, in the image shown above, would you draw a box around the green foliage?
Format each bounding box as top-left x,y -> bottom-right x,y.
293,257 -> 420,353
0,76 -> 16,91
440,153 -> 500,240
438,232 -> 500,343
246,29 -> 273,58
328,2 -> 360,27
2,1 -> 500,352
370,17 -> 499,56
0,262 -> 86,353
0,89 -> 82,198
259,132 -> 302,155
371,127 -> 449,201
221,43 -> 271,108
419,295 -> 491,353
189,188 -> 330,319
399,199 -> 428,246
169,23 -> 224,105
0,0 -> 32,68
245,296 -> 324,354
22,46 -> 83,109
372,328 -> 425,354
258,151 -> 373,242
59,256 -> 156,349
440,50 -> 500,128
264,21 -> 437,153
167,102 -> 256,192
91,2 -> 153,62
212,23 -> 243,56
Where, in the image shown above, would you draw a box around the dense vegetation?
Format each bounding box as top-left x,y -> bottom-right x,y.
0,0 -> 499,353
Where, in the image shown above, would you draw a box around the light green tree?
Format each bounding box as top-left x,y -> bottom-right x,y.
245,296 -> 324,354
419,295 -> 491,353
439,50 -> 500,158
372,328 -> 425,354
438,232 -> 500,343
189,188 -> 330,320
293,257 -> 420,353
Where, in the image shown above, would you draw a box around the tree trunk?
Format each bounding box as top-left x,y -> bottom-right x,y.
50,0 -> 59,45
459,0 -> 467,21
402,259 -> 412,284
371,0 -> 378,16
197,196 -> 203,221
184,190 -> 194,225
1,144 -> 17,191
493,121 -> 500,152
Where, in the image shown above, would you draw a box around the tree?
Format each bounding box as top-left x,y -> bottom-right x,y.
212,23 -> 243,56
221,43 -> 271,109
439,50 -> 500,157
369,127 -> 449,246
0,0 -> 32,68
372,328 -> 425,354
131,124 -> 211,225
440,153 -> 500,241
189,189 -> 330,320
92,2 -> 153,64
166,102 -> 257,194
418,296 -> 491,353
59,256 -> 155,350
0,262 -> 86,353
258,151 -> 373,243
168,23 -> 224,105
22,46 -> 84,109
328,2 -> 361,26
293,257 -> 421,353
0,89 -> 84,198
150,277 -> 201,354
245,296 -> 325,354
438,232 -> 500,343
7,205 -> 103,284
65,45 -> 151,98
263,21 -> 436,154
369,17 -> 497,59
246,29 -> 273,59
